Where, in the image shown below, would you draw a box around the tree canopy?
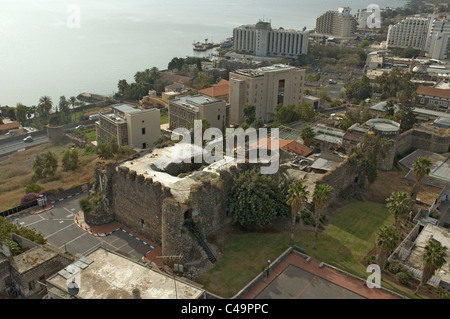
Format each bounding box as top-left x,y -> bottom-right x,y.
386,191 -> 411,224
32,151 -> 58,182
348,133 -> 390,187
376,225 -> 401,269
227,169 -> 289,227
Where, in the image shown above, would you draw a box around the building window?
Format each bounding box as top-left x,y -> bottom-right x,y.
217,115 -> 220,120
141,219 -> 145,227
142,127 -> 146,135
28,281 -> 35,291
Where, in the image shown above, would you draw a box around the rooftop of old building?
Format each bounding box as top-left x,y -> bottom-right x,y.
46,247 -> 205,299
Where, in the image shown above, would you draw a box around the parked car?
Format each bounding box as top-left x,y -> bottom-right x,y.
75,125 -> 84,130
23,135 -> 33,142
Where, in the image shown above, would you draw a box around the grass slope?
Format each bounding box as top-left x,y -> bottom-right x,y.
197,201 -> 415,298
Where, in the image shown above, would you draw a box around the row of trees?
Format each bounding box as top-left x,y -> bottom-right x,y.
11,95 -> 84,129
32,149 -> 80,182
115,67 -> 168,101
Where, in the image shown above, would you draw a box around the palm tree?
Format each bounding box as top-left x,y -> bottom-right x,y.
286,180 -> 309,241
386,191 -> 411,225
38,95 -> 53,119
415,239 -> 447,294
312,183 -> 333,250
411,157 -> 432,202
69,96 -> 77,110
375,225 -> 400,270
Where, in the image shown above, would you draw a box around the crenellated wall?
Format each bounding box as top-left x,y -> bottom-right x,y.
86,158 -> 274,269
112,165 -> 171,245
395,128 -> 450,157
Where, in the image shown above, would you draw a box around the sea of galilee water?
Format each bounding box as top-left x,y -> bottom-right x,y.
0,0 -> 407,107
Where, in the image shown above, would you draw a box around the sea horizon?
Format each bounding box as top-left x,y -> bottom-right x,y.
0,0 -> 407,107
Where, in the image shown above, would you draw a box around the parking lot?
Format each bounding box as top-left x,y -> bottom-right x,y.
6,194 -> 154,261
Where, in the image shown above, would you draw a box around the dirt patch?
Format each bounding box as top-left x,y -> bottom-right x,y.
0,142 -> 98,212
365,169 -> 441,205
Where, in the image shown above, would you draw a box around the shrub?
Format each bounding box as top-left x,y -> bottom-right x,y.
79,197 -> 91,213
395,272 -> 410,285
388,260 -> 405,274
365,255 -> 376,265
25,183 -> 43,194
20,193 -> 38,204
430,209 -> 441,220
84,145 -> 97,155
62,149 -> 79,171
436,286 -> 450,299
301,209 -> 314,225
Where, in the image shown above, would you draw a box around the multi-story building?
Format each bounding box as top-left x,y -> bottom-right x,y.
387,16 -> 431,50
315,7 -> 358,38
356,9 -> 374,30
424,16 -> 450,60
232,20 -> 309,58
229,64 -> 305,125
96,104 -> 161,149
417,85 -> 450,110
168,94 -> 228,130
386,14 -> 449,60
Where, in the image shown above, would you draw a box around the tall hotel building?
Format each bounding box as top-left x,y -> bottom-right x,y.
315,7 -> 358,38
229,64 -> 305,125
386,16 -> 431,50
424,17 -> 450,60
387,15 -> 449,60
232,20 -> 309,58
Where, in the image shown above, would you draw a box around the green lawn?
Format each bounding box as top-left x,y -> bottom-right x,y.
160,109 -> 168,125
197,201 -> 418,299
83,128 -> 97,142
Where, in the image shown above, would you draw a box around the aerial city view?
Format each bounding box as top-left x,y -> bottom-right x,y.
1,0 -> 450,306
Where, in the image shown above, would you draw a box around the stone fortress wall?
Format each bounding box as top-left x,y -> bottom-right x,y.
84,125 -> 450,271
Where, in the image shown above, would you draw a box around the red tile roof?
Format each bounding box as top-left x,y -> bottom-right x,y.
417,86 -> 450,100
250,137 -> 313,157
0,122 -> 20,132
199,80 -> 229,98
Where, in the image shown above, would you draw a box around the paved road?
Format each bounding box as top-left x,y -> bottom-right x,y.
7,194 -> 154,261
0,135 -> 49,157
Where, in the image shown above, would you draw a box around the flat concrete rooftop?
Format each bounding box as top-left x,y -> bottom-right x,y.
13,246 -> 59,275
47,248 -> 204,299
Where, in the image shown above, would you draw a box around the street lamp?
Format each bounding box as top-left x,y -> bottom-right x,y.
266,259 -> 271,278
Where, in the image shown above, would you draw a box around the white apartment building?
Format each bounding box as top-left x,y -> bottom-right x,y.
424,17 -> 450,60
315,7 -> 358,38
232,20 -> 309,58
229,64 -> 305,125
386,14 -> 449,60
387,16 -> 431,50
168,94 -> 228,130
96,104 -> 161,149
